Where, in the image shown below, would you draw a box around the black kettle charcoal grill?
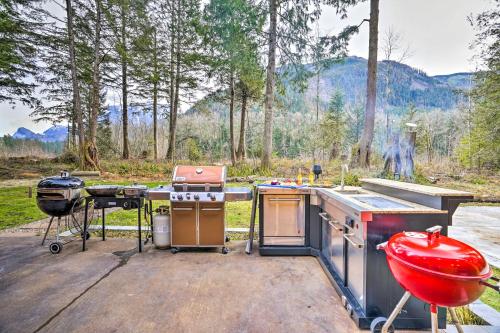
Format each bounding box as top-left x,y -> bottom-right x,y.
37,171 -> 90,254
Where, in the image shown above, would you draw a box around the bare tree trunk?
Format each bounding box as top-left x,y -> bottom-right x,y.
166,1 -> 175,160
152,82 -> 158,160
237,85 -> 247,161
86,0 -> 101,170
71,111 -> 76,148
229,72 -> 236,165
167,0 -> 181,162
356,0 -> 379,168
329,145 -> 339,160
121,4 -> 129,159
152,29 -> 158,160
66,122 -> 71,150
66,0 -> 84,168
261,0 -> 277,169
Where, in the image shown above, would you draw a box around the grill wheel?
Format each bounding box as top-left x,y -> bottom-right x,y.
49,242 -> 63,254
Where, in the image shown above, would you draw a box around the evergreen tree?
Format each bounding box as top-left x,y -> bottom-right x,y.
457,2 -> 499,169
260,0 -> 362,168
129,0 -> 169,160
0,0 -> 40,106
202,0 -> 264,165
320,91 -> 345,159
166,0 -> 204,162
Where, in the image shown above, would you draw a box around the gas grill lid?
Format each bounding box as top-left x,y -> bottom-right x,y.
172,166 -> 226,187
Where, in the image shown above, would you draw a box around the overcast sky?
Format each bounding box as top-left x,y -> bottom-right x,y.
0,0 -> 494,136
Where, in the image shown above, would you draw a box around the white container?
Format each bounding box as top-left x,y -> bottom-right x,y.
153,206 -> 171,249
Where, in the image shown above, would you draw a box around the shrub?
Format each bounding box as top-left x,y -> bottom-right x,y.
54,150 -> 79,164
187,138 -> 202,162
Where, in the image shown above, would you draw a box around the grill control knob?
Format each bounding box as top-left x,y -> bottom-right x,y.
178,194 -> 183,201
186,193 -> 191,199
194,194 -> 199,200
171,194 -> 176,200
210,194 -> 216,201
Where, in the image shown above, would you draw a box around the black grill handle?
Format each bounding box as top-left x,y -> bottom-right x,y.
480,276 -> 499,293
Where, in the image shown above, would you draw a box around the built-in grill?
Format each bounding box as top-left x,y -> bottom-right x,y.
169,166 -> 228,254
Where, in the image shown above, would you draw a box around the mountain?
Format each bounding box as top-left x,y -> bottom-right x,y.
299,56 -> 473,111
12,125 -> 67,142
432,72 -> 473,90
187,57 -> 473,117
12,127 -> 44,141
41,126 -> 67,142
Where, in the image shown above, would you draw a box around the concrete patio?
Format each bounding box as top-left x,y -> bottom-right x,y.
1,235 -> 363,333
0,231 -> 498,333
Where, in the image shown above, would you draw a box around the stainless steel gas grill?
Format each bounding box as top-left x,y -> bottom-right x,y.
170,166 -> 228,253
145,166 -> 252,254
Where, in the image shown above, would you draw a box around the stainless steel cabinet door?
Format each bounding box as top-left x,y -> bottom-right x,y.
263,194 -> 305,245
321,203 -> 345,281
329,219 -> 345,281
321,213 -> 331,259
344,222 -> 366,309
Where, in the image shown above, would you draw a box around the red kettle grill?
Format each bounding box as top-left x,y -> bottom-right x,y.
373,225 -> 499,333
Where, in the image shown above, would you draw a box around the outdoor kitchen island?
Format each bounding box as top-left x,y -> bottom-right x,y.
314,186 -> 450,330
256,179 -> 473,331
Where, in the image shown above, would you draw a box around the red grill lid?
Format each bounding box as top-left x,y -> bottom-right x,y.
385,227 -> 491,279
172,166 -> 226,186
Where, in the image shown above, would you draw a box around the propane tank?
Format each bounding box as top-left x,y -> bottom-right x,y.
153,206 -> 170,249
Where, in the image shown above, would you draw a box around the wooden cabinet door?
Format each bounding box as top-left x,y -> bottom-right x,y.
171,203 -> 196,246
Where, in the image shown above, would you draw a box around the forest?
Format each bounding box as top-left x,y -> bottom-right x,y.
0,0 -> 498,173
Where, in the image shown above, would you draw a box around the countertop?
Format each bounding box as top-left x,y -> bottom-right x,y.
314,186 -> 447,215
256,184 -> 447,215
361,178 -> 473,197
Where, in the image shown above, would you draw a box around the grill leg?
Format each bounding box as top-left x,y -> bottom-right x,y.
449,307 -> 464,333
245,187 -> 258,254
149,200 -> 154,243
56,217 -> 61,242
430,304 -> 438,333
41,216 -> 55,246
382,290 -> 412,333
82,200 -> 89,251
138,202 -> 142,252
102,208 -> 105,241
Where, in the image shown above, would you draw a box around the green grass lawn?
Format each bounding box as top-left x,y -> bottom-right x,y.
0,187 -> 47,230
0,181 -> 256,231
